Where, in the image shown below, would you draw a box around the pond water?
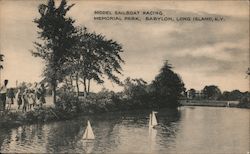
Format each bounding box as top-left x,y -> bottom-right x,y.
0,106 -> 249,153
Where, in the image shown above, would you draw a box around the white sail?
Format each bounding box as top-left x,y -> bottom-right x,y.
83,120 -> 95,140
149,111 -> 158,128
149,113 -> 152,128
151,111 -> 158,126
149,126 -> 157,151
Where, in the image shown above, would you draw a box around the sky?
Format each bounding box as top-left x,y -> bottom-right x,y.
0,0 -> 249,92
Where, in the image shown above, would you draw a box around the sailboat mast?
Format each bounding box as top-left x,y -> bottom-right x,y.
149,113 -> 152,127
86,125 -> 88,138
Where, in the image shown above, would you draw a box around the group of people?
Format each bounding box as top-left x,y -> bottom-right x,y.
0,80 -> 47,112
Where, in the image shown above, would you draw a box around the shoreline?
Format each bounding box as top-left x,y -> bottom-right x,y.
1,103 -> 249,130
180,99 -> 250,108
0,106 -> 167,129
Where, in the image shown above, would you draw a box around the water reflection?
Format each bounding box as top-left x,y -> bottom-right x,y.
45,121 -> 83,153
149,128 -> 157,153
0,107 -> 249,153
0,109 -> 179,153
0,128 -> 11,151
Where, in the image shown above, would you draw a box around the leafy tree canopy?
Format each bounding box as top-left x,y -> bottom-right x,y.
32,0 -> 77,103
62,27 -> 124,95
202,85 -> 221,100
151,60 -> 185,107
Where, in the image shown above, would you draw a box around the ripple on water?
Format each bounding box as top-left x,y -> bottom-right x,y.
0,107 -> 249,153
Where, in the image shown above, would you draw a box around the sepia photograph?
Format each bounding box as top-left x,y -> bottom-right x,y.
0,0 -> 249,153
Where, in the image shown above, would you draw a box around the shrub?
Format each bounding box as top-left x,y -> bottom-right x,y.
56,90 -> 80,113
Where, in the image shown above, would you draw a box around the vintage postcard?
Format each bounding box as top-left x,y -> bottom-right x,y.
0,0 -> 249,153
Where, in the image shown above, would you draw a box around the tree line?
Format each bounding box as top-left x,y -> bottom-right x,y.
187,85 -> 249,102
123,61 -> 185,108
32,0 -> 124,104
31,0 -> 186,109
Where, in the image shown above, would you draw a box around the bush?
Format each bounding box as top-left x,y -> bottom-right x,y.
56,90 -> 80,113
237,97 -> 250,108
77,90 -> 125,113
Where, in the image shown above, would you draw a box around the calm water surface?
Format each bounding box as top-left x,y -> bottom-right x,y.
0,107 -> 249,153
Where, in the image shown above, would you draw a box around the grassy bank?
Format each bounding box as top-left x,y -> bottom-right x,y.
2,90 -> 248,129
0,92 -> 161,129
0,107 -> 81,129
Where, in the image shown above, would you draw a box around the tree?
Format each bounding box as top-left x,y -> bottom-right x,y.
32,0 -> 76,104
187,88 -> 196,99
122,77 -> 151,108
69,28 -> 124,96
202,85 -> 221,100
123,77 -> 148,99
219,91 -> 231,100
151,60 -> 185,108
228,90 -> 243,101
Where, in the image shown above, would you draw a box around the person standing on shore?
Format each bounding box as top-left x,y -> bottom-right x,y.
31,82 -> 38,108
28,88 -> 35,110
36,84 -> 42,107
0,80 -> 8,111
40,83 -> 46,105
22,89 -> 29,112
6,88 -> 15,110
16,88 -> 22,110
8,88 -> 15,104
37,83 -> 46,107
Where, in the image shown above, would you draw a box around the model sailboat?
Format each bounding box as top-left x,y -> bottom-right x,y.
83,120 -> 95,140
149,111 -> 158,128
